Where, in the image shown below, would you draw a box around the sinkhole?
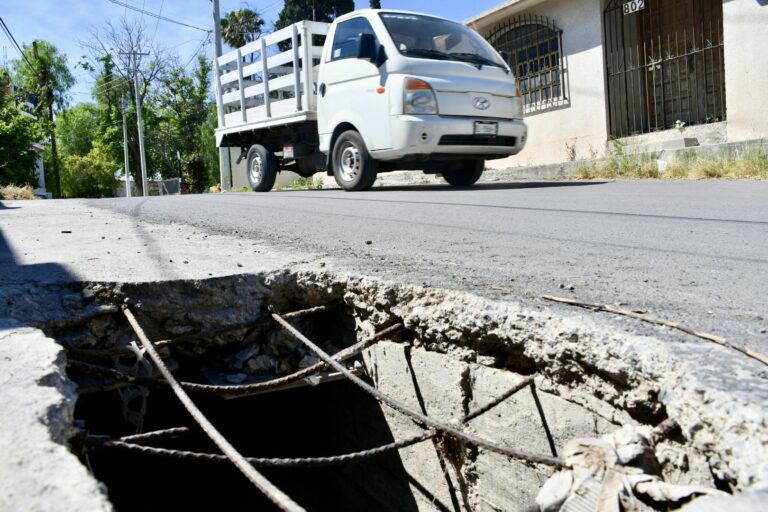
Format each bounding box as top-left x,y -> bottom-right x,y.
55,273 -> 726,511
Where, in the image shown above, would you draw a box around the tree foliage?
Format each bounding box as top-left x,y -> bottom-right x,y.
150,56 -> 215,193
12,41 -> 74,114
370,0 -> 382,9
61,139 -> 117,198
221,8 -> 265,49
2,17 -> 221,198
276,0 -> 355,28
0,85 -> 42,186
57,103 -> 99,157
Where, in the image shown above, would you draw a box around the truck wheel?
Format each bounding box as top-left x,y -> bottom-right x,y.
246,144 -> 278,192
332,130 -> 378,191
442,159 -> 484,187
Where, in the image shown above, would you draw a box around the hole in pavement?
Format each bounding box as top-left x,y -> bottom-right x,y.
56,274 -> 720,510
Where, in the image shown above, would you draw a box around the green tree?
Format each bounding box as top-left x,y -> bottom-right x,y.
61,139 -> 117,198
80,18 -> 170,195
12,41 -> 74,113
11,41 -> 74,197
0,82 -> 43,186
275,0 -> 355,28
57,103 -> 99,157
370,0 -> 382,9
150,56 -> 215,192
221,7 -> 265,49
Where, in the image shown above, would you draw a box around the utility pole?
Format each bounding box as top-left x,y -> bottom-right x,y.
121,94 -> 131,198
121,51 -> 150,196
212,0 -> 231,191
312,0 -> 316,21
33,41 -> 61,198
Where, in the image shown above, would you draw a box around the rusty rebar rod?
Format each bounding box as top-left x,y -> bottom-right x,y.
272,312 -> 565,469
85,432 -> 434,468
152,305 -> 333,349
181,323 -> 402,396
542,295 -> 768,367
282,305 -> 334,319
70,323 -> 403,397
85,375 -> 535,468
120,427 -> 190,445
123,307 -> 305,512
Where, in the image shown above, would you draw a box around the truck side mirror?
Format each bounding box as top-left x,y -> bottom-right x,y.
374,45 -> 388,67
357,33 -> 377,61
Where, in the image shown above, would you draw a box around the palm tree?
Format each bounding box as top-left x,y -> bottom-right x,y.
220,8 -> 265,49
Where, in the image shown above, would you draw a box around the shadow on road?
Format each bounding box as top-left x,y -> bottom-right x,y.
368,180 -> 609,193
0,201 -> 21,210
269,180 -> 609,194
0,228 -> 74,286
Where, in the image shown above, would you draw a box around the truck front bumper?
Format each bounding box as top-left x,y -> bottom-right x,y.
371,115 -> 527,161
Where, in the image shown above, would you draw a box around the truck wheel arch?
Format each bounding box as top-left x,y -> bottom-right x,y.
326,122 -> 360,175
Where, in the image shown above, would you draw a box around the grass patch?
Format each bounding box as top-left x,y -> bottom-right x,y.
287,176 -> 323,190
0,185 -> 36,200
575,141 -> 768,180
574,141 -> 659,179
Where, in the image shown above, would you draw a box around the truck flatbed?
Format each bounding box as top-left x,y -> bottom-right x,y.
214,20 -> 329,146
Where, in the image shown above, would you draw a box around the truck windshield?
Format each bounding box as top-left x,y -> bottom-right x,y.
378,12 -> 508,70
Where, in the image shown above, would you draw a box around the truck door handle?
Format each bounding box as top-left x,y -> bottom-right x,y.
319,83 -> 327,97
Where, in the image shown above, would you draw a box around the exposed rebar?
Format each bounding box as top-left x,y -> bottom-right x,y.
120,427 -> 190,445
72,324 -> 403,397
542,295 -> 768,367
272,312 -> 566,468
85,375 -> 535,467
123,307 -> 305,512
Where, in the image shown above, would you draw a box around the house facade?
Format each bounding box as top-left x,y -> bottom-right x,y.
466,0 -> 768,168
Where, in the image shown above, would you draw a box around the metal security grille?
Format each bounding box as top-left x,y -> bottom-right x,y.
486,15 -> 567,113
604,0 -> 726,138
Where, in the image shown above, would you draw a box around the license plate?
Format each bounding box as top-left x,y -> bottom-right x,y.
474,121 -> 498,136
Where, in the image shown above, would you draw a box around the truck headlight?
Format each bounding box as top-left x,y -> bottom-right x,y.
511,97 -> 524,119
404,78 -> 438,115
512,84 -> 524,119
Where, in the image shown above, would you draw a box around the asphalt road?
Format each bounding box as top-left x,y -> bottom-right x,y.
95,180 -> 768,349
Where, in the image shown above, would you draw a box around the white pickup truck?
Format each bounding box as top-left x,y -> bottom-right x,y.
214,9 -> 527,191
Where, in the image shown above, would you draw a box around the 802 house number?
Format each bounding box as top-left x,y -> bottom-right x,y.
623,0 -> 646,15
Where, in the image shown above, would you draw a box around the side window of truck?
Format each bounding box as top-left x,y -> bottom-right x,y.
331,17 -> 378,61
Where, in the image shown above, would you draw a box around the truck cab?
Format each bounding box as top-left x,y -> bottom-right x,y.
214,9 -> 527,191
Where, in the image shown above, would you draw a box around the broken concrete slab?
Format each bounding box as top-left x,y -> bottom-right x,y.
0,319 -> 111,512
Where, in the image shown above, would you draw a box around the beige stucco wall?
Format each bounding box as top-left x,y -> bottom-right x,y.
469,0 -> 609,168
723,0 -> 768,142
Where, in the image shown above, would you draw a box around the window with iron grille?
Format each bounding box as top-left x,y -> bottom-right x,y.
603,0 -> 726,138
486,15 -> 567,113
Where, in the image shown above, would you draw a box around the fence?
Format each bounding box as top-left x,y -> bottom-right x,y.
214,21 -> 329,130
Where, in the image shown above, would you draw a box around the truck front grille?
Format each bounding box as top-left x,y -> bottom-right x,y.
438,135 -> 517,147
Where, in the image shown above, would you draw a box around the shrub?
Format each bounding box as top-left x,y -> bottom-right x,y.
0,184 -> 36,200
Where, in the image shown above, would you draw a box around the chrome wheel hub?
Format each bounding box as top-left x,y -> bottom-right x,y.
339,143 -> 361,182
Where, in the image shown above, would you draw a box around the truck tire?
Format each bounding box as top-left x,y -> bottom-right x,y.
442,159 -> 484,187
332,130 -> 378,191
246,144 -> 278,192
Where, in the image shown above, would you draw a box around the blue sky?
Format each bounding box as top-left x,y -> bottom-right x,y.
1,0 -> 504,103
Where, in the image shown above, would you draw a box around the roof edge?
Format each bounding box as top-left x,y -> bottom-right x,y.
464,0 -> 542,29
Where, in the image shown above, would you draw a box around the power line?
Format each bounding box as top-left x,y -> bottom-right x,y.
106,0 -> 212,33
0,16 -> 33,70
185,35 -> 211,69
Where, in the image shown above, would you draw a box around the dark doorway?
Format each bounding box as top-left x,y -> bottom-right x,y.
604,0 -> 726,138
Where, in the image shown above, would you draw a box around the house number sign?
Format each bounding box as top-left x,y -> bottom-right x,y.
623,0 -> 645,15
